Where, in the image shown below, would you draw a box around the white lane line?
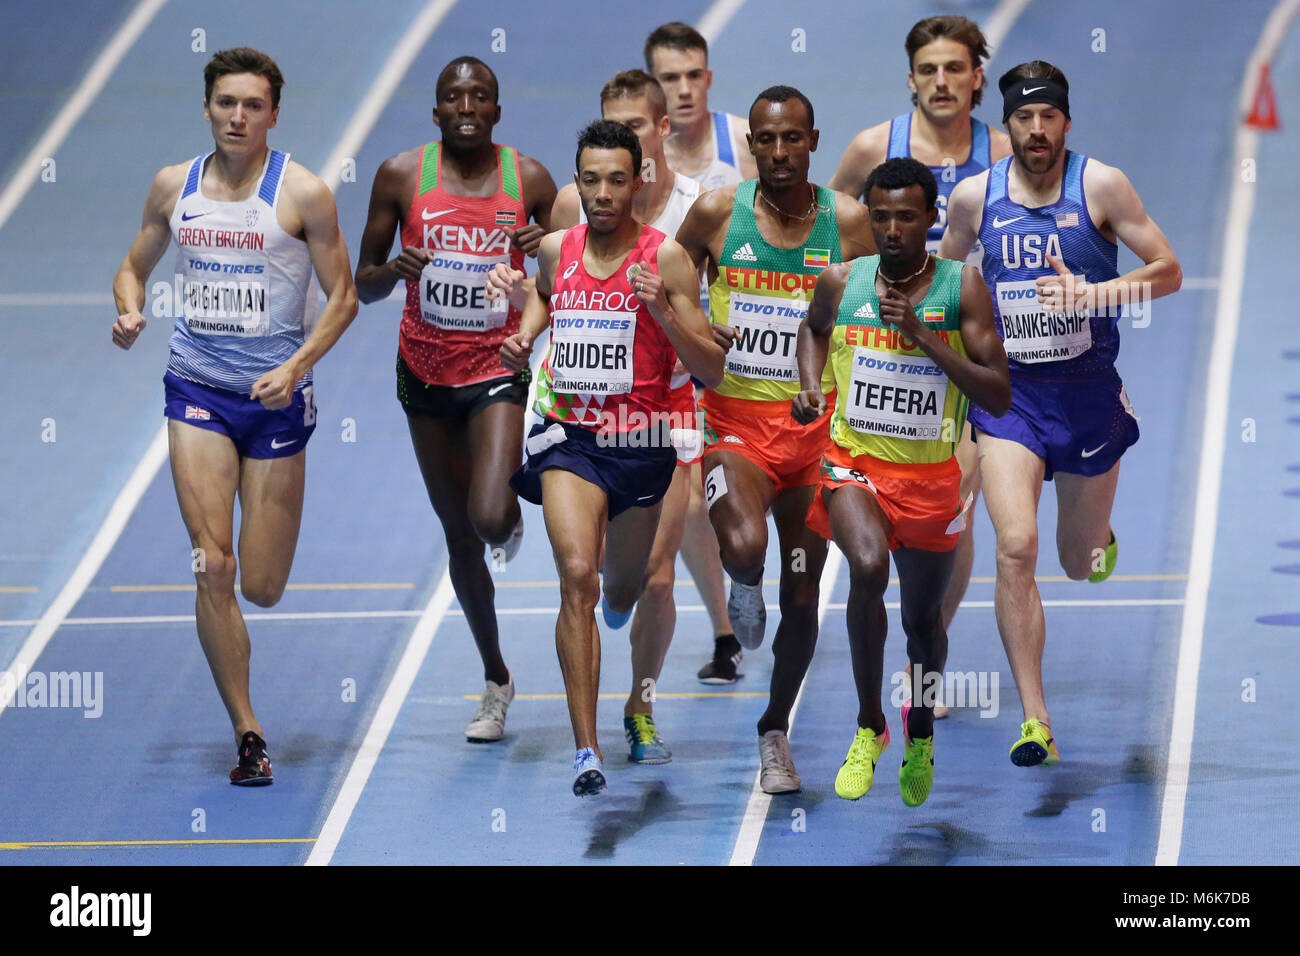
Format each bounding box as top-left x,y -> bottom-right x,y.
306,569 -> 455,866
729,545 -> 842,867
982,0 -> 1033,67
317,0 -> 459,190
0,427 -> 169,716
0,597 -> 1185,630
697,0 -> 748,45
1156,0 -> 1300,868
0,0 -> 168,234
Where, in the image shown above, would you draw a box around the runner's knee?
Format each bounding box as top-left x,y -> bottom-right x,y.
714,519 -> 766,575
846,551 -> 890,601
240,571 -> 285,608
995,526 -> 1038,573
557,555 -> 600,612
194,544 -> 237,595
468,495 -> 518,547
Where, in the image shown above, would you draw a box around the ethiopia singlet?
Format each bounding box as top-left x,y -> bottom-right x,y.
168,149 -> 312,393
399,142 -> 527,386
829,256 -> 968,464
887,113 -> 991,253
978,152 -> 1120,379
708,180 -> 839,403
533,224 -> 677,432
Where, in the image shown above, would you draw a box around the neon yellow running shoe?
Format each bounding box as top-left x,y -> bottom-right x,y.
1088,530 -> 1118,583
834,723 -> 890,800
1009,717 -> 1060,767
898,700 -> 935,807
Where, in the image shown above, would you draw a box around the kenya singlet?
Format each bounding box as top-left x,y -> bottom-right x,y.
399,142 -> 528,386
167,149 -> 312,393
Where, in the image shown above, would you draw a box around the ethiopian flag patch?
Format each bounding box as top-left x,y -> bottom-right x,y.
922,306 -> 946,324
803,248 -> 830,269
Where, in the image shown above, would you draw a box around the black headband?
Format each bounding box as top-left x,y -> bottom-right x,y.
1002,78 -> 1070,124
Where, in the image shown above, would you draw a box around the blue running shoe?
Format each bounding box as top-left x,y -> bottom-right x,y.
624,714 -> 672,764
572,747 -> 607,797
601,594 -> 632,630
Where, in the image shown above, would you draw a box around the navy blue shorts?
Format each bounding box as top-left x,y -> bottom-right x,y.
510,420 -> 676,518
968,370 -> 1138,481
164,371 -> 316,459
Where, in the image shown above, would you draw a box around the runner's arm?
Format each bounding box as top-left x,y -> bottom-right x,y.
793,262 -> 847,423
834,192 -> 879,260
550,182 -> 582,231
355,152 -> 427,303
1088,161 -> 1182,304
732,114 -> 758,180
111,165 -> 185,349
511,153 -> 558,257
937,174 -> 984,262
675,186 -> 732,276
650,239 -> 724,388
827,125 -> 886,200
500,232 -> 559,372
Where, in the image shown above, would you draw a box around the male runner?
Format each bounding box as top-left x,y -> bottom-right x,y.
112,48 -> 359,784
498,121 -> 723,795
645,22 -> 758,189
829,16 -> 1013,715
549,70 -> 726,762
354,57 -> 556,744
795,157 -> 1009,806
676,86 -> 875,793
940,62 -> 1181,765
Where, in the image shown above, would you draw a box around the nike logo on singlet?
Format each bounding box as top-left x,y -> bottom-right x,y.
991,215 -> 1026,229
180,211 -> 210,221
421,208 -> 456,220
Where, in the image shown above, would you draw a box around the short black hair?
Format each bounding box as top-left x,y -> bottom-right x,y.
575,119 -> 642,177
644,22 -> 708,71
864,157 -> 938,210
436,56 -> 499,104
749,85 -> 814,130
998,60 -> 1069,96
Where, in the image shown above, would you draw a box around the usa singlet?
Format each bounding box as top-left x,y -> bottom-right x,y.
887,113 -> 992,253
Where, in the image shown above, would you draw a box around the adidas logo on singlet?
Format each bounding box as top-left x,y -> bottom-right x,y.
731,242 -> 757,262
854,301 -> 877,319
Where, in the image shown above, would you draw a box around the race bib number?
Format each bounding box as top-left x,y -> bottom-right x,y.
182,253 -> 269,336
724,292 -> 805,381
549,310 -> 636,394
419,250 -> 507,331
995,278 -> 1091,363
846,348 -> 946,440
827,466 -> 878,494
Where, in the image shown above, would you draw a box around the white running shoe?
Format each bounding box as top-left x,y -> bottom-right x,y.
728,579 -> 767,650
758,729 -> 801,793
501,517 -> 525,564
466,678 -> 515,742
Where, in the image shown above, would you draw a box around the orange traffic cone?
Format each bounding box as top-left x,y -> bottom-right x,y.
1246,63 -> 1279,130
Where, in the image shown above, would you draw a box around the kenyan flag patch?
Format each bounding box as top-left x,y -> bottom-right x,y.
495,210 -> 518,226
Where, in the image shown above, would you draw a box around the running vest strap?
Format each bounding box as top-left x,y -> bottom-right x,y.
682,112 -> 744,191
534,224 -> 677,432
167,149 -> 313,393
887,113 -> 991,252
399,141 -> 528,387
708,180 -> 840,402
830,256 -> 968,463
978,152 -> 1120,379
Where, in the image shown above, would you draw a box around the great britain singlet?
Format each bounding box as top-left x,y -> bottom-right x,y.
828,256 -> 968,464
886,113 -> 991,253
533,224 -> 677,431
399,142 -> 528,387
707,180 -> 840,403
167,149 -> 312,393
978,152 -> 1120,379
680,112 -> 744,191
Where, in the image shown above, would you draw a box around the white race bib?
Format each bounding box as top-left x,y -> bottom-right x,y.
549,309 -> 636,394
419,249 -> 507,331
724,291 -> 805,381
845,347 -> 946,440
182,252 -> 269,336
995,278 -> 1091,363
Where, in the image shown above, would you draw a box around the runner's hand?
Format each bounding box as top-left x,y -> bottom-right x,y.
112,311 -> 146,350
391,246 -> 432,282
1037,254 -> 1089,313
710,323 -> 736,350
632,267 -> 672,325
504,224 -> 546,258
486,263 -> 526,304
792,388 -> 827,425
879,286 -> 921,335
500,331 -> 534,372
250,364 -> 297,411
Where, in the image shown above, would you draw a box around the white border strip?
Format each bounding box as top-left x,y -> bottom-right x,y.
306,570 -> 455,865
0,427 -> 168,715
697,0 -> 748,46
1156,0 -> 1300,867
0,0 -> 168,234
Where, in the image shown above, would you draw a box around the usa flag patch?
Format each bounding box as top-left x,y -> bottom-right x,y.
1055,212 -> 1079,228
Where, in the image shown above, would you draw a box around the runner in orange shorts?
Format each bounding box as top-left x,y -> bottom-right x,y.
794,157 -> 1009,806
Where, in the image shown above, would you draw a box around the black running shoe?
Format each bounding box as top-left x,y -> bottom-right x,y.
697,635 -> 743,685
230,731 -> 274,786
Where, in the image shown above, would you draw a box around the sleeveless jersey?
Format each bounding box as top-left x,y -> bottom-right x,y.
167,150 -> 312,393
681,112 -> 744,191
887,112 -> 991,253
829,256 -> 968,464
708,180 -> 840,403
399,142 -> 527,387
978,152 -> 1120,379
533,224 -> 677,432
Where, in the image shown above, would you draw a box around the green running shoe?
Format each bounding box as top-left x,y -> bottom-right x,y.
834,723 -> 890,800
624,713 -> 671,764
1009,717 -> 1060,767
1088,530 -> 1118,582
898,700 -> 935,807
